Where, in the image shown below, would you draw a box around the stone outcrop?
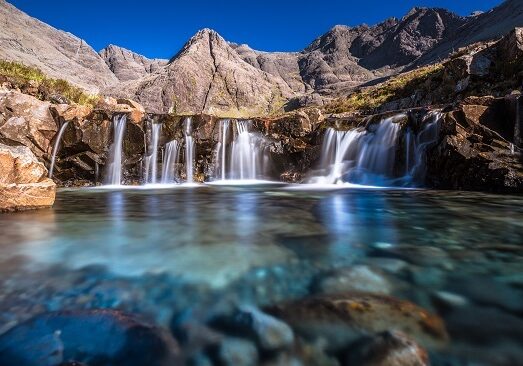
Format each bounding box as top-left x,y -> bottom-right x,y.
0,143 -> 55,212
426,96 -> 523,192
0,90 -> 57,157
0,0 -> 118,93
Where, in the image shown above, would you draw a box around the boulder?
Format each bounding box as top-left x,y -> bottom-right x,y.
0,143 -> 55,211
312,265 -> 393,295
115,98 -> 146,123
345,331 -> 429,366
266,292 -> 448,351
0,309 -> 181,366
208,305 -> 294,351
0,90 -> 57,157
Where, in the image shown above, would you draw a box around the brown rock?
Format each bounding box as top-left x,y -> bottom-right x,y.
0,144 -> 47,184
0,91 -> 57,157
0,180 -> 55,212
266,292 -> 449,351
0,143 -> 55,211
115,98 -> 146,123
346,331 -> 429,366
50,104 -> 92,124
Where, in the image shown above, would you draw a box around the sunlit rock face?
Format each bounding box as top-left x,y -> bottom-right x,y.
104,29 -> 295,117
0,0 -> 118,93
0,91 -> 57,158
0,143 -> 55,211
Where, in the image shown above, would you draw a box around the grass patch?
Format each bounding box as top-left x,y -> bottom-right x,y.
0,60 -> 98,107
325,64 -> 444,114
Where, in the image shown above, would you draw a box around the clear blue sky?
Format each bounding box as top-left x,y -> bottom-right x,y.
9,0 -> 503,59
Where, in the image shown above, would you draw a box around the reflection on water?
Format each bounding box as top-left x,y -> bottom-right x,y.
0,187 -> 522,364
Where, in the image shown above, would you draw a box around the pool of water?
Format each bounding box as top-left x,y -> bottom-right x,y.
1,186 -> 522,365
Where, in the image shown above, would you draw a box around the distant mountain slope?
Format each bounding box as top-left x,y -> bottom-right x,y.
1,0 -> 522,114
0,0 -> 118,92
99,45 -> 168,82
104,29 -> 294,116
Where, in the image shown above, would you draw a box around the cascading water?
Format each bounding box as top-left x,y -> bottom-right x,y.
161,140 -> 180,183
404,112 -> 441,182
216,119 -> 231,181
214,120 -> 269,181
184,117 -> 195,183
48,121 -> 69,178
311,112 -> 441,187
144,123 -> 162,184
105,114 -> 127,185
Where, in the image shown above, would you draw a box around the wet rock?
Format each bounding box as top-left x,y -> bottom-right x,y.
0,143 -> 55,211
431,291 -> 468,313
448,277 -> 523,313
0,90 -> 57,157
208,305 -> 294,351
0,309 -> 181,366
444,305 -> 523,344
369,244 -> 450,268
312,265 -> 393,295
211,337 -> 259,366
345,331 -> 429,366
266,292 -> 449,351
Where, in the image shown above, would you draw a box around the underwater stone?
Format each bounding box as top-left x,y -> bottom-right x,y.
345,331 -> 429,366
0,309 -> 181,366
266,292 -> 449,351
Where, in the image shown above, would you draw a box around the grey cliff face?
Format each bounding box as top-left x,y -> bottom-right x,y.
99,45 -> 168,82
0,0 -> 118,92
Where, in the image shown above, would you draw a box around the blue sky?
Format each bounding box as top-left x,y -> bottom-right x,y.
9,0 -> 503,59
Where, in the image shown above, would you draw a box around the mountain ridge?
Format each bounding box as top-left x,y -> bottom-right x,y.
1,0 -> 521,115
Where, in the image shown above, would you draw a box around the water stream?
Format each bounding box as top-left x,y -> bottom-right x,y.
214,120 -> 270,181
184,117 -> 195,183
144,123 -> 162,184
105,115 -> 127,185
48,121 -> 69,178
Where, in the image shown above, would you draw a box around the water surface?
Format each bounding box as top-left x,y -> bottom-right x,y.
1,186 -> 522,364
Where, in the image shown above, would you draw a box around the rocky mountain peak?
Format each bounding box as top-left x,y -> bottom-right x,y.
99,44 -> 167,82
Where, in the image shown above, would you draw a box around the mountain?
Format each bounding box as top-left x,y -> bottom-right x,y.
1,0 -> 522,115
103,29 -> 295,116
99,45 -> 168,82
0,0 -> 117,92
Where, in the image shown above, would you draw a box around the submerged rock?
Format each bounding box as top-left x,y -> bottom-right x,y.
345,331 -> 429,366
208,305 -> 294,351
0,309 -> 181,366
266,292 -> 448,351
312,265 -> 393,295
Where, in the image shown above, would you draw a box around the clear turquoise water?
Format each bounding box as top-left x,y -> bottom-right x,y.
1,186 -> 522,364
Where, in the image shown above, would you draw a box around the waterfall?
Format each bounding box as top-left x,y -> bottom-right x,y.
48,121 -> 69,178
105,114 -> 127,185
184,117 -> 195,183
311,112 -> 440,187
161,140 -> 180,183
515,95 -> 521,149
216,119 -> 231,180
144,123 -> 162,184
405,112 -> 440,182
214,120 -> 269,181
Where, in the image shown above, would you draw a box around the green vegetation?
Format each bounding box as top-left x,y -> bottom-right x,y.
0,60 -> 98,107
325,64 -> 444,114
